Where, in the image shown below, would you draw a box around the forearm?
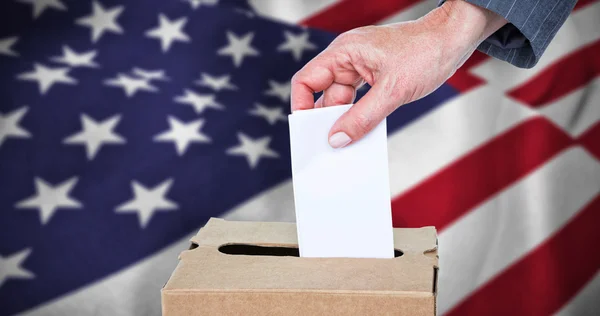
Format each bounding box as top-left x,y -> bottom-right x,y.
414,0 -> 508,69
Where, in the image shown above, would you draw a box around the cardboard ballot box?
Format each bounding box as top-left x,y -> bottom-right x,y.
161,218 -> 439,316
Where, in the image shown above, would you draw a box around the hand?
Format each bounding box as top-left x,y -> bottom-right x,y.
290,0 -> 506,148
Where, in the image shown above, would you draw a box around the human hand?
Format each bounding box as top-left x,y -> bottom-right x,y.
290,0 -> 506,148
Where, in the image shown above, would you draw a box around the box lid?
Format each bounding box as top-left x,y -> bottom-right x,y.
163,218 -> 438,295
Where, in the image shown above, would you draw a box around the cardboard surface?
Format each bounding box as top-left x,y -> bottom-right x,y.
162,218 -> 438,316
288,104 -> 394,258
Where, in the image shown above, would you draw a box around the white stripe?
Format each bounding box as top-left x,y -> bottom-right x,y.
388,86 -> 536,193
471,1 -> 600,92
555,271 -> 600,316
522,0 -> 541,28
506,0 -> 517,18
247,0 -> 340,24
538,77 -> 600,138
377,0 -> 436,25
437,147 -> 600,314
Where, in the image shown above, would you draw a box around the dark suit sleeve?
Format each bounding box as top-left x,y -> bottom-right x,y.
440,0 -> 577,68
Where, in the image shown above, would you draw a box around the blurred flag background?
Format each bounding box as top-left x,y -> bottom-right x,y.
0,0 -> 599,315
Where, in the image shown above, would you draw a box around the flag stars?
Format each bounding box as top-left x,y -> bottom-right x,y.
104,73 -> 158,97
145,14 -> 190,53
226,133 -> 279,169
264,80 -> 291,103
195,73 -> 237,91
131,68 -> 169,81
249,103 -> 287,125
154,116 -> 210,155
0,106 -> 31,147
0,248 -> 35,288
17,63 -> 77,94
184,0 -> 218,10
116,179 -> 178,228
277,31 -> 316,61
217,31 -> 260,67
175,89 -> 223,114
51,46 -> 99,68
0,37 -> 19,57
63,114 -> 125,160
16,177 -> 82,225
76,1 -> 124,43
17,0 -> 66,19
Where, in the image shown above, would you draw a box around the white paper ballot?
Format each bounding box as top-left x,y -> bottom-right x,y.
288,104 -> 394,258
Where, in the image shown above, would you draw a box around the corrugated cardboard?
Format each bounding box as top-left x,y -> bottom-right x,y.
162,218 -> 439,316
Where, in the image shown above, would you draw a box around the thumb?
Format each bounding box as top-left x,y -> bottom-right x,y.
328,80 -> 405,148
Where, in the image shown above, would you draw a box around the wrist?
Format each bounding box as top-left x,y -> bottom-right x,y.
423,0 -> 507,66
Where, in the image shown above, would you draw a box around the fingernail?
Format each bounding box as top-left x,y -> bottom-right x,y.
329,132 -> 351,148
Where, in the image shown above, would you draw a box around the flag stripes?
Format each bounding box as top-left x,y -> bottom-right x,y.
446,193 -> 600,316
508,40 -> 600,107
390,117 -> 572,230
436,147 -> 600,314
555,271 -> 600,315
300,0 -> 421,33
579,122 -> 600,160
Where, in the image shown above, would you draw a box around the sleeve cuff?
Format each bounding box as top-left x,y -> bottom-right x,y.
439,0 -> 577,69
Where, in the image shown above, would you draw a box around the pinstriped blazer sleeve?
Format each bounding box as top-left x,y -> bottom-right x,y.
440,0 -> 577,68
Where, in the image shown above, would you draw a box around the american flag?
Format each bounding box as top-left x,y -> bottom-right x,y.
0,0 -> 598,315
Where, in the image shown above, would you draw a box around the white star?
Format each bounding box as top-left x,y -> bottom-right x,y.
226,133 -> 279,169
116,179 -> 178,228
17,63 -> 77,94
0,36 -> 19,57
233,8 -> 255,18
17,0 -> 66,19
264,80 -> 291,103
174,89 -> 223,114
50,46 -> 99,68
131,68 -> 169,81
76,1 -> 124,43
249,103 -> 287,125
183,0 -> 218,10
0,248 -> 35,288
154,116 -> 210,155
104,73 -> 158,97
217,31 -> 259,67
277,31 -> 317,61
63,114 -> 125,160
16,177 -> 82,225
145,14 -> 190,53
195,73 -> 237,91
0,106 -> 30,147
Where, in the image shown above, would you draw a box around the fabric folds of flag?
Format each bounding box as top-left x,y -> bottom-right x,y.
0,0 -> 598,315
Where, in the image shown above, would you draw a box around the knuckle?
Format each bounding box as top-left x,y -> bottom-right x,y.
290,72 -> 303,85
350,112 -> 372,135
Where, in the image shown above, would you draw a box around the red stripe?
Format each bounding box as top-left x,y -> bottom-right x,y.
445,51 -> 489,92
574,0 -> 597,10
391,118 -> 572,230
508,40 -> 600,108
446,193 -> 600,316
445,68 -> 485,93
300,0 -> 422,33
579,121 -> 600,160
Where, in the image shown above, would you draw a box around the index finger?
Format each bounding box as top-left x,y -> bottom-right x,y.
290,57 -> 335,112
